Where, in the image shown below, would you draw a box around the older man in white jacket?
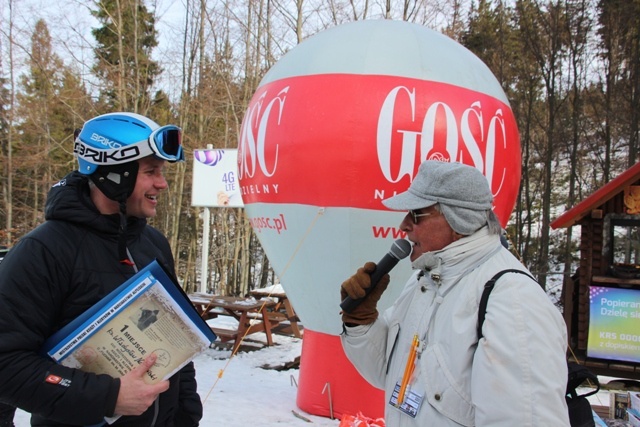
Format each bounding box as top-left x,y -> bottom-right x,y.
340,160 -> 569,427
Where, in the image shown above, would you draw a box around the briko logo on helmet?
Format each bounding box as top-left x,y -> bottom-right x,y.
89,132 -> 124,149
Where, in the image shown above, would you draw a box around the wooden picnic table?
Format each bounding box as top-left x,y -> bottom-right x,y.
188,293 -> 278,352
249,288 -> 302,338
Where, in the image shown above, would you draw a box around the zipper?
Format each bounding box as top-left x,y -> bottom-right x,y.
150,398 -> 159,426
386,325 -> 401,375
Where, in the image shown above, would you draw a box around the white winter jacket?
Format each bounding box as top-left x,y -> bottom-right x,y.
341,229 -> 570,427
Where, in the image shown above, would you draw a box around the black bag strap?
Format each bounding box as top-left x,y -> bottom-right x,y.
566,361 -> 600,398
477,269 -> 536,339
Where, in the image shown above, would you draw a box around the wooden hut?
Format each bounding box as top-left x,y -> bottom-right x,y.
551,162 -> 640,379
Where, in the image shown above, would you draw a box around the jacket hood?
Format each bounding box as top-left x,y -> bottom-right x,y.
45,171 -> 146,237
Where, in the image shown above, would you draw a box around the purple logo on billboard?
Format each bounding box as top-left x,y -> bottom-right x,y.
194,149 -> 225,166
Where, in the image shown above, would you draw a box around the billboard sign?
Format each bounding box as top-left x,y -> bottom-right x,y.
588,286 -> 640,363
191,149 -> 243,207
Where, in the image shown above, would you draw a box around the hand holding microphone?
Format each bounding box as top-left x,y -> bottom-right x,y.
340,239 -> 412,326
340,262 -> 388,325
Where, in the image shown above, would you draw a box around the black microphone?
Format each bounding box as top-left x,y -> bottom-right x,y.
340,239 -> 412,313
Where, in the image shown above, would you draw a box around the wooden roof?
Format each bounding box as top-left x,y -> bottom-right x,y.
551,162 -> 640,229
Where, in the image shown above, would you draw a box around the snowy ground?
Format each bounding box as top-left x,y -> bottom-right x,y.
192,334 -> 342,426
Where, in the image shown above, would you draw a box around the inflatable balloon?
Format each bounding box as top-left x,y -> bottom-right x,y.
237,19 -> 520,419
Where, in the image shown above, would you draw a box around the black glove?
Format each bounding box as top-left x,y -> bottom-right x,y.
340,262 -> 390,326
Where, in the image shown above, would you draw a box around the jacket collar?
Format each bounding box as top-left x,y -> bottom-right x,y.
413,227 -> 501,293
44,171 -> 147,238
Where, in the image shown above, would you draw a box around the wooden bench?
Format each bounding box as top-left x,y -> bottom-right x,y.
209,327 -> 238,343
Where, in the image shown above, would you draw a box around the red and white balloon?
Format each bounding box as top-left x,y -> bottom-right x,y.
238,20 -> 520,419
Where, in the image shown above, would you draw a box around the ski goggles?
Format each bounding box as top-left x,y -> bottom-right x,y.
74,124 -> 185,170
145,125 -> 184,162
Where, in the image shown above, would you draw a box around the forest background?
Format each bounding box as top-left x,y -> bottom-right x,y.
1,0 -> 638,300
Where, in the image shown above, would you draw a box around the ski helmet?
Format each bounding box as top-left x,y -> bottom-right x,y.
74,112 -> 184,202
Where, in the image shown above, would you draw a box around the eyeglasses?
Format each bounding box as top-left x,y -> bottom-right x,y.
409,209 -> 438,224
147,125 -> 184,162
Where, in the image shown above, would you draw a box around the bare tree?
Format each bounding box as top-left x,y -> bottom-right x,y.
515,0 -> 569,288
559,0 -> 592,286
1,0 -> 16,245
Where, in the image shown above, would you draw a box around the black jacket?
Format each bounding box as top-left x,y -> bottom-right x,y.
0,172 -> 202,426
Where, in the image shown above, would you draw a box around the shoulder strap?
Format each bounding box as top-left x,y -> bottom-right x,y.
566,361 -> 600,398
477,269 -> 536,339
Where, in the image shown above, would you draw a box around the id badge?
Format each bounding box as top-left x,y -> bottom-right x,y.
389,381 -> 424,418
389,333 -> 424,417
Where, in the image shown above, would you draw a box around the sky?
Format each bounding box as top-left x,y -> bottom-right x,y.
2,0 -> 187,102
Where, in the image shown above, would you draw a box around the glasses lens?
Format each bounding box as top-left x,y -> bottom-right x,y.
410,210 -> 418,224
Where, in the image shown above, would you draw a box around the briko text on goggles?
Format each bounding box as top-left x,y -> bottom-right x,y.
74,125 -> 185,166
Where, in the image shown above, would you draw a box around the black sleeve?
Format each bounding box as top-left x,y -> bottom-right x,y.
0,402 -> 16,425
173,362 -> 203,427
0,236 -> 119,425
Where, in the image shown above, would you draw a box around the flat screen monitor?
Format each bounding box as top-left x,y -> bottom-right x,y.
587,286 -> 640,363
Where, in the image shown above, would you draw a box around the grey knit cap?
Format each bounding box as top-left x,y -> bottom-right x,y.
382,160 -> 494,235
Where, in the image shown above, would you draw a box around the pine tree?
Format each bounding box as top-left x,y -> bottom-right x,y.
15,19 -> 67,232
12,20 -> 93,235
91,0 -> 160,113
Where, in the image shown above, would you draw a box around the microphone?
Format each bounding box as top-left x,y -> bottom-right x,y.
340,239 -> 412,313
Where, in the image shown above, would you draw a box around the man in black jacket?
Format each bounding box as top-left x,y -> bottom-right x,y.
0,112 -> 202,426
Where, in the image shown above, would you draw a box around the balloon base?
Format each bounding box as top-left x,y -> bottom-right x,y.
296,329 -> 384,420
